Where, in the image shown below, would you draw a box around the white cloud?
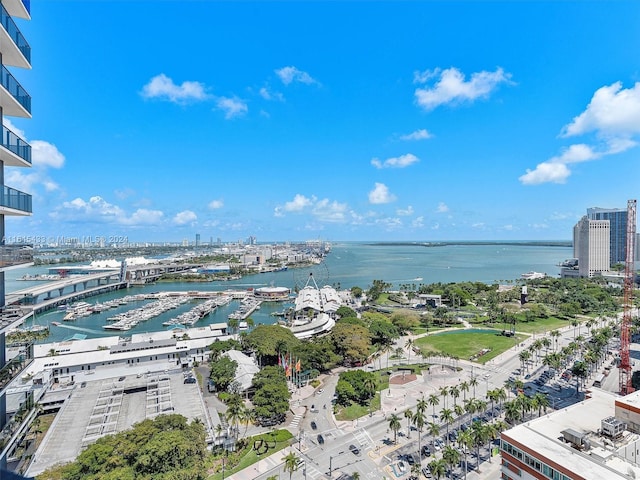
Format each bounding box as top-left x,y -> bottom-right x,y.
51,196 -> 166,227
414,67 -> 512,111
31,140 -> 65,169
312,198 -> 348,222
216,96 -> 248,119
173,210 -> 197,225
121,209 -> 165,225
397,205 -> 414,216
522,82 -> 640,185
368,183 -> 396,204
259,86 -> 284,101
208,199 -> 224,210
274,194 -> 348,223
562,82 -> 640,138
141,73 -> 208,103
284,194 -> 314,212
53,196 -> 124,220
371,153 -> 419,169
412,216 -> 424,228
399,129 -> 433,141
275,66 -> 319,86
519,143 -> 600,185
436,202 -> 449,213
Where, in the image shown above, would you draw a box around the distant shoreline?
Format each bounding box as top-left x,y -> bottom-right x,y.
363,240 -> 572,248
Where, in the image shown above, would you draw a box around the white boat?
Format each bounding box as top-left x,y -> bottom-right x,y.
521,271 -> 546,280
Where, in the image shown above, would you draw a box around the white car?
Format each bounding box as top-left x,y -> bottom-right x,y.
397,461 -> 406,473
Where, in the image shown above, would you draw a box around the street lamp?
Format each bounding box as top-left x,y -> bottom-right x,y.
329,451 -> 345,477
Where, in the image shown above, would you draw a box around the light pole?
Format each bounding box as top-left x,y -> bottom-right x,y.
329,451 -> 345,477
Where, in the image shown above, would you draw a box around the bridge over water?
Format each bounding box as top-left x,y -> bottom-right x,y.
5,263 -> 201,315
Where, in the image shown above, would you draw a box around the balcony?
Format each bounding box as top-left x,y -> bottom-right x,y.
2,0 -> 30,20
0,124 -> 30,167
0,65 -> 31,118
0,3 -> 31,69
0,186 -> 31,215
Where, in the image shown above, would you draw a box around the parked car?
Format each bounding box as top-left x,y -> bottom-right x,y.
421,445 -> 432,457
317,434 -> 324,444
183,376 -> 196,384
397,461 -> 406,473
310,421 -> 317,430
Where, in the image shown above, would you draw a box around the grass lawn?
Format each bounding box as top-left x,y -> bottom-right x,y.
416,330 -> 526,365
335,393 -> 381,421
512,316 -> 571,334
207,430 -> 293,480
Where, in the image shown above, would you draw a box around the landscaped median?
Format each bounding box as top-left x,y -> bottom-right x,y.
206,429 -> 294,480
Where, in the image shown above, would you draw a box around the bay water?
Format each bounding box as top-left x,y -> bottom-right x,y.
7,241 -> 573,343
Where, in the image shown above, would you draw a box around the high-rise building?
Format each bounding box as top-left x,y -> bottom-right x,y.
0,0 -> 34,472
500,388 -> 640,480
587,207 -> 628,266
574,215 -> 610,278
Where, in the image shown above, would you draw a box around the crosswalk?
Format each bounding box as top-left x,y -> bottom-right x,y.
289,412 -> 304,429
353,427 -> 374,448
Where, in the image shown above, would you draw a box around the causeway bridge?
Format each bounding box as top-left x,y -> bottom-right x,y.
5,263 -> 201,315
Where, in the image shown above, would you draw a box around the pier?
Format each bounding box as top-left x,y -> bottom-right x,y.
4,263 -> 201,316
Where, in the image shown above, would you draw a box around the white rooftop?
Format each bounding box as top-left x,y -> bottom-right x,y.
502,388 -> 640,479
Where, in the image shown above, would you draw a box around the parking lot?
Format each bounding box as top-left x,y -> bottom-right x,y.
27,369 -> 207,477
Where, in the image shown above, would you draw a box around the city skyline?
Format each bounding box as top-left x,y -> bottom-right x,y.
6,1 -> 640,242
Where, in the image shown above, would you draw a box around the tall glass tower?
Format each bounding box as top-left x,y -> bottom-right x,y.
587,207 -> 628,266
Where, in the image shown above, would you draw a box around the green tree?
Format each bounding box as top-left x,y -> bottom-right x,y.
428,458 -> 447,480
404,409 -> 414,438
209,354 -> 238,392
40,414 -> 207,479
252,366 -> 291,423
388,413 -> 401,444
442,445 -> 461,479
282,451 -> 300,480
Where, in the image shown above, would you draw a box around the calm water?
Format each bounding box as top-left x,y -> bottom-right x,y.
7,242 -> 573,343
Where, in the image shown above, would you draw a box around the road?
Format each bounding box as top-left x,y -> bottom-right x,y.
228,314 -> 625,480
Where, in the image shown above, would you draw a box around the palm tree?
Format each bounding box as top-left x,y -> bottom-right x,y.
457,429 -> 473,480
470,421 -> 487,472
439,408 -> 454,444
572,360 -> 588,395
427,421 -> 440,452
532,392 -> 550,417
450,384 -> 461,408
428,458 -> 447,480
550,329 -> 560,352
282,451 -> 300,480
469,375 -> 478,398
416,395 -> 428,415
404,408 -> 414,438
460,380 -> 470,402
439,385 -> 449,409
351,472 -> 360,480
442,444 -> 461,479
413,408 -> 427,462
504,400 -> 521,424
427,393 -> 440,421
388,413 -> 401,444
405,337 -> 415,364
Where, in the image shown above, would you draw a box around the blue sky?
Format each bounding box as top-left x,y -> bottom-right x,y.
5,1 -> 640,243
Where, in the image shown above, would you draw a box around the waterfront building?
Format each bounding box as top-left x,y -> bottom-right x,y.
587,207 -> 629,266
0,0 -> 34,472
500,388 -> 640,480
23,324 -> 231,384
573,215 -> 610,278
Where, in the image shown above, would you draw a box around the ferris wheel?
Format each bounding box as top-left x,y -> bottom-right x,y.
292,260 -> 330,291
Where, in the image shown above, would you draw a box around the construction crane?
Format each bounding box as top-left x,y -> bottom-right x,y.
619,199 -> 636,395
